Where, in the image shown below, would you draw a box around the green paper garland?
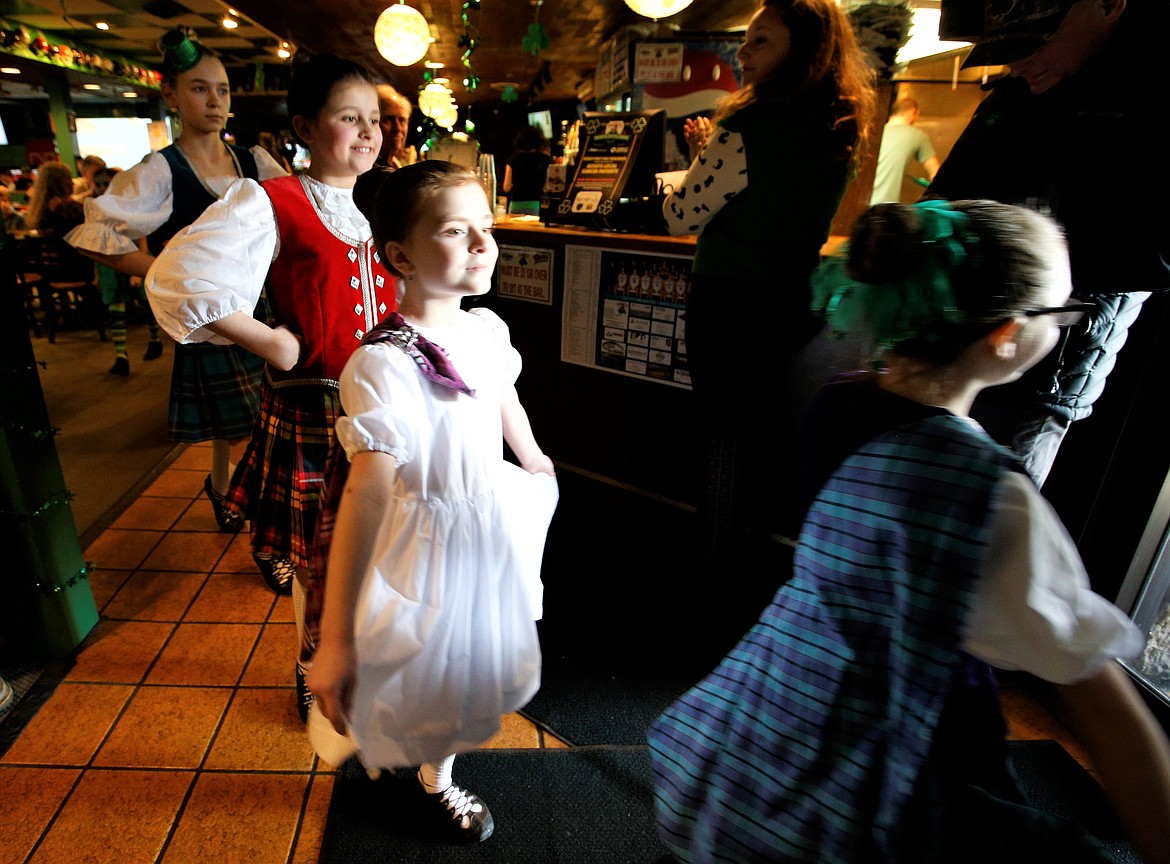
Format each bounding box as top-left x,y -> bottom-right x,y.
458,1 -> 482,92
1,490 -> 76,520
1,352 -> 87,594
1,422 -> 60,440
33,563 -> 94,594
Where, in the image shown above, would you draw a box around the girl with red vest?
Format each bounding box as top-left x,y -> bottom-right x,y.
145,54 -> 395,720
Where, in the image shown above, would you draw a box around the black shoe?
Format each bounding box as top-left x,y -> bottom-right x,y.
143,340 -> 164,361
295,663 -> 314,724
423,782 -> 495,843
0,676 -> 14,720
203,475 -> 244,533
253,553 -> 294,595
108,356 -> 130,376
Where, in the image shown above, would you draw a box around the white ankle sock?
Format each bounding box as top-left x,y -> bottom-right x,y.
418,754 -> 455,794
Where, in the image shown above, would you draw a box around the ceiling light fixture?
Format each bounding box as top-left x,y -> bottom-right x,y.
83,83 -> 102,89
417,81 -> 453,118
373,2 -> 431,67
1,67 -> 20,74
222,15 -> 239,29
432,102 -> 458,130
622,0 -> 695,20
95,22 -> 110,30
277,48 -> 290,58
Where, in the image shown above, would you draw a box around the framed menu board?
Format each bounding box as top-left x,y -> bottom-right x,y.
545,110 -> 665,230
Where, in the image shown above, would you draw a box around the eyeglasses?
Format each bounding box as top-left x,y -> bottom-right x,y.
1023,303 -> 1095,328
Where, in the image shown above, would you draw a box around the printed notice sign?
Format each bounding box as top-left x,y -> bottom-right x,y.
634,43 -> 684,83
561,243 -> 692,388
497,245 -> 554,305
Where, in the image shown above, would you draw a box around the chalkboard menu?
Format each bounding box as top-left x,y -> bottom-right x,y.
544,110 -> 665,231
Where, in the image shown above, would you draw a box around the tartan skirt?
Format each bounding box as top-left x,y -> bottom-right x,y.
225,378 -> 341,568
167,342 -> 265,442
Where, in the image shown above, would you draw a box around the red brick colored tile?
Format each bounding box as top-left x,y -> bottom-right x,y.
83,528 -> 164,570
141,531 -> 233,572
110,495 -> 189,531
217,532 -> 263,574
163,772 -> 307,864
169,445 -> 211,472
240,622 -> 298,687
101,570 -> 207,621
291,774 -> 334,864
184,571 -> 277,623
0,766 -> 82,860
94,686 -> 232,769
1,683 -> 133,766
146,622 -> 260,687
65,619 -> 175,684
28,769 -> 193,864
142,468 -> 205,499
86,567 -> 133,612
204,688 -> 316,771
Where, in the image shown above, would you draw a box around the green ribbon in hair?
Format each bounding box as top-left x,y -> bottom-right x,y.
811,199 -> 976,353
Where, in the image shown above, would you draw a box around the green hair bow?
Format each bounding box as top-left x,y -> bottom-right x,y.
810,199 -> 976,354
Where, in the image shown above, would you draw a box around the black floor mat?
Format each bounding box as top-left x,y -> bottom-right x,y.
320,747 -> 672,864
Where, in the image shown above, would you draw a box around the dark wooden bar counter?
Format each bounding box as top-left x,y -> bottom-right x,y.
474,217 -> 701,507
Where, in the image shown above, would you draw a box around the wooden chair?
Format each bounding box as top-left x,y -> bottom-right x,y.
25,233 -> 107,344
12,233 -> 47,338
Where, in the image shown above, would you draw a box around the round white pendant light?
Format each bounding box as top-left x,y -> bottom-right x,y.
622,0 -> 695,20
433,102 -> 459,130
374,3 -> 431,67
418,81 -> 454,118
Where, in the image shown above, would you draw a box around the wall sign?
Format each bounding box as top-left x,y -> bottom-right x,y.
561,243 -> 693,388
497,245 -> 554,305
634,42 -> 684,84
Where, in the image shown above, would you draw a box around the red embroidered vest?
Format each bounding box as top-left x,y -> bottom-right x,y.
262,174 -> 397,386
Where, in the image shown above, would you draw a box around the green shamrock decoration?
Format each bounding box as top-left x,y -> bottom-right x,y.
522,22 -> 549,56
501,84 -> 518,103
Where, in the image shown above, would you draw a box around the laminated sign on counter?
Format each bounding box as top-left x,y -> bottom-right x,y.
543,110 -> 666,232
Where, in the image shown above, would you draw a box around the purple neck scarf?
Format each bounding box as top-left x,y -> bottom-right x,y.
363,311 -> 475,397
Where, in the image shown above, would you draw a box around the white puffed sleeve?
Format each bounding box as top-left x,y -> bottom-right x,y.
143,178 -> 278,344
335,343 -> 423,467
467,307 -> 522,385
65,151 -> 173,255
964,471 -> 1145,683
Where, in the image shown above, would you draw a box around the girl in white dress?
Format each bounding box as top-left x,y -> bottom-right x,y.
306,161 -> 558,844
66,30 -> 286,528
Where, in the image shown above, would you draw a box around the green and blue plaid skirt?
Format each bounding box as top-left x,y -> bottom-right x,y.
167,342 -> 264,442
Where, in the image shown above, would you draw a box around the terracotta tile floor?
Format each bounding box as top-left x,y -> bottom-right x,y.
1,443 -> 567,864
0,442 -> 1090,863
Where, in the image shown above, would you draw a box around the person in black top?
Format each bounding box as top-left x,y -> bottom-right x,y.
501,124 -> 551,213
927,0 -> 1170,487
